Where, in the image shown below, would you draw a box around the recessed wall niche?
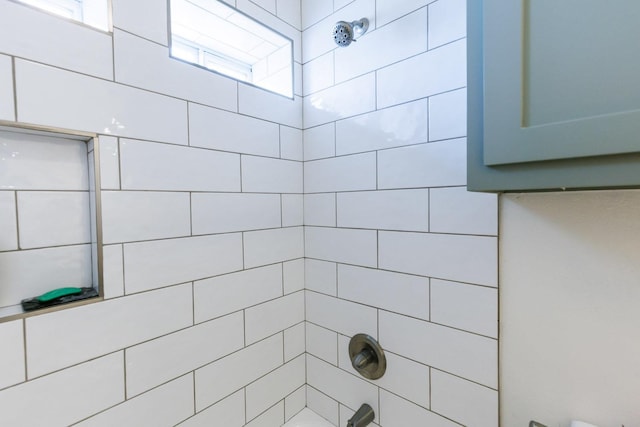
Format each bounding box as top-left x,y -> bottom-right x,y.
0,124 -> 102,320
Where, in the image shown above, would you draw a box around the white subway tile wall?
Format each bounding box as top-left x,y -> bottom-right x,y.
303,1 -> 498,426
0,0 -> 305,425
0,0 -> 500,426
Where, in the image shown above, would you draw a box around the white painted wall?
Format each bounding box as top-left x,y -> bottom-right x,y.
501,191 -> 640,427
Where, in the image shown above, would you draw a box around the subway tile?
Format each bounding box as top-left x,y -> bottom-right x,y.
0,130 -> 89,191
379,231 -> 497,287
102,244 -> 125,299
277,0 -> 302,30
305,227 -> 377,268
306,322 -> 338,365
189,103 -> 279,157
0,245 -> 92,310
302,0 -> 376,62
301,0 -> 333,29
429,88 -> 467,141
251,0 -> 277,14
246,355 -> 306,420
304,153 -> 376,193
304,193 -> 337,227
236,0 -> 303,63
178,390 -> 245,427
304,123 -> 335,161
0,191 -> 18,251
192,193 -> 281,235
307,387 -> 340,426
304,73 -> 376,128
338,265 -> 429,319
379,311 -> 498,388
238,84 -> 302,129
431,369 -> 498,427
126,312 -> 244,397
379,389 -> 458,427
337,189 -> 429,232
336,99 -> 429,156
378,139 -> 467,189
282,194 -> 304,226
242,156 -> 303,193
294,61 -> 303,97
0,54 -> 14,121
114,31 -> 237,111
334,8 -> 428,84
307,355 -> 379,415
376,0 -> 436,27
305,259 -> 337,295
78,375 -> 194,427
194,264 -> 283,324
26,284 -> 192,378
246,401 -> 284,427
17,196 -> 86,249
112,0 -> 168,45
337,335 -> 430,408
283,258 -> 305,294
101,191 -> 191,243
0,354 -> 123,427
430,186 -> 498,236
377,39 -> 466,108
280,126 -> 304,161
120,139 -> 240,192
0,2 -> 113,79
428,0 -> 467,49
284,322 -> 306,361
98,136 -> 120,190
15,60 -> 188,145
306,292 -> 377,338
334,0 -> 354,9
17,191 -> 90,248
284,386 -> 306,421
431,279 -> 498,338
245,292 -> 305,344
0,320 -> 25,389
124,234 -> 243,294
244,227 -> 304,269
303,52 -> 334,95
195,334 -> 283,411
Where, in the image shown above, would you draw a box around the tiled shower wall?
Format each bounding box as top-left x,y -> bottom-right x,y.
301,0 -> 499,426
0,0 -> 307,425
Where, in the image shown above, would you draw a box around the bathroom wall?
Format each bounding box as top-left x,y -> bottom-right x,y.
501,191 -> 640,427
0,0 -> 307,425
301,1 -> 499,426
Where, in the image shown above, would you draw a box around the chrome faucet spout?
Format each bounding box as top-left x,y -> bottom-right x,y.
346,404 -> 375,427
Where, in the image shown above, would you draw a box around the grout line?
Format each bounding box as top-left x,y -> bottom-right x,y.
13,191 -> 20,250
123,350 -> 128,400
11,57 -> 18,120
120,243 -> 126,296
22,318 -> 27,382
192,371 -> 197,415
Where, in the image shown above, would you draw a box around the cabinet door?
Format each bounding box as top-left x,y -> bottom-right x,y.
468,0 -> 640,192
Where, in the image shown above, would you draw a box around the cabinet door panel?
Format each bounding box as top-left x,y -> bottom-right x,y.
483,0 -> 640,166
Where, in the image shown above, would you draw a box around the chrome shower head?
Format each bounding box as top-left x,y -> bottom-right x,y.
332,18 -> 369,47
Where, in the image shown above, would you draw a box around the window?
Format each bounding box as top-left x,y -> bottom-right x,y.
170,0 -> 294,98
15,0 -> 110,32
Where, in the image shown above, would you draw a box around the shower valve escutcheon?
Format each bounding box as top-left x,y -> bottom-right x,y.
348,334 -> 386,380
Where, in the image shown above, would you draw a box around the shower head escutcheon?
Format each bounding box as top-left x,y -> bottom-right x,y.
333,18 -> 369,47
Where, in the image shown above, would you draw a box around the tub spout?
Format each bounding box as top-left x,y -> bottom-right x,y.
346,404 -> 375,427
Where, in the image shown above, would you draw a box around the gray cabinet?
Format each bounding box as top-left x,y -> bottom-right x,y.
468,0 -> 640,192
